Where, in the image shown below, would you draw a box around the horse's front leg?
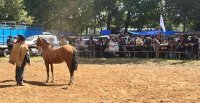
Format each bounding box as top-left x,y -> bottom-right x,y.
50,63 -> 54,83
45,63 -> 50,83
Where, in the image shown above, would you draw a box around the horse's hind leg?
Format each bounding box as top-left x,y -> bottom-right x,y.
50,63 -> 54,83
45,63 -> 50,83
68,68 -> 74,85
66,61 -> 74,85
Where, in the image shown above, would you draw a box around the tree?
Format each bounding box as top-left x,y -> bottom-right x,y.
122,0 -> 161,32
24,0 -> 94,34
122,0 -> 138,33
23,0 -> 200,34
165,0 -> 200,32
93,0 -> 120,30
0,0 -> 29,22
191,0 -> 200,31
69,0 -> 94,34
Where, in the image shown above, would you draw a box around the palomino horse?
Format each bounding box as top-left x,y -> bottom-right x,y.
36,37 -> 78,85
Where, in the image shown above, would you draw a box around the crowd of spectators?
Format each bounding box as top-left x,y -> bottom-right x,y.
75,33 -> 200,60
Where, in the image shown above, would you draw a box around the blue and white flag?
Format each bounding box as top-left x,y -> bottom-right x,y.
160,15 -> 166,32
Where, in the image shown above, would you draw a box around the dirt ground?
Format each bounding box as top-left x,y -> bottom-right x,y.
1,57 -> 200,103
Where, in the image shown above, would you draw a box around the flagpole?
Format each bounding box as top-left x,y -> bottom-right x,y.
159,0 -> 166,33
160,15 -> 166,32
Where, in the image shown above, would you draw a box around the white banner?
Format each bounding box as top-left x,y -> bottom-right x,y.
160,15 -> 166,32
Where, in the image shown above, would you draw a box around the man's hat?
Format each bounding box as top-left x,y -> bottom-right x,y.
18,35 -> 26,41
8,35 -> 13,38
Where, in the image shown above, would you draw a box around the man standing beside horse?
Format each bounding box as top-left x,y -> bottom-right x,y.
191,34 -> 199,60
9,35 -> 30,86
7,35 -> 14,52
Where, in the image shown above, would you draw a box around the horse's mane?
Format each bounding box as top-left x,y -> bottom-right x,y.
40,37 -> 50,45
38,37 -> 52,48
40,37 -> 49,45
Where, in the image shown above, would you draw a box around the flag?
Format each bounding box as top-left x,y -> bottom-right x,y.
160,15 -> 166,32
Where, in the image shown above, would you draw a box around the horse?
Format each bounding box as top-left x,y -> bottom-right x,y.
36,37 -> 78,85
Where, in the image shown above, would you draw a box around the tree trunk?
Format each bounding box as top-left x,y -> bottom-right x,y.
86,26 -> 88,35
100,20 -> 102,31
124,10 -> 131,33
94,17 -> 97,35
183,16 -> 187,32
107,11 -> 112,30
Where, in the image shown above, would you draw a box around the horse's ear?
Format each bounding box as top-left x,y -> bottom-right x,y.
37,36 -> 41,41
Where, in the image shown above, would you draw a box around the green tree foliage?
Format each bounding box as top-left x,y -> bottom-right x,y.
191,0 -> 200,31
0,0 -> 29,22
93,0 -> 120,30
134,0 -> 161,31
24,0 -> 94,33
165,0 -> 200,32
23,0 -> 200,34
69,0 -> 94,34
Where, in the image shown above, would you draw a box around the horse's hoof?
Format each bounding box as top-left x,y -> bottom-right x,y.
46,80 -> 49,83
68,82 -> 73,85
51,80 -> 54,83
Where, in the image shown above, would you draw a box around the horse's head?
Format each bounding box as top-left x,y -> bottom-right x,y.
36,36 -> 51,48
36,36 -> 42,47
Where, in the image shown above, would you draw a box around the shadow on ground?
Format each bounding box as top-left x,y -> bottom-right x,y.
0,84 -> 16,88
24,80 -> 66,87
78,57 -> 193,65
170,61 -> 188,65
0,80 -> 14,83
0,80 -> 16,88
1,56 -> 194,65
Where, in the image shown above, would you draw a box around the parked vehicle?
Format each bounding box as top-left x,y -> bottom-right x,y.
25,32 -> 59,56
93,35 -> 110,40
0,23 -> 42,57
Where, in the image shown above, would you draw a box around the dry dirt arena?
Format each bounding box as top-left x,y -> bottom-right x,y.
1,57 -> 200,103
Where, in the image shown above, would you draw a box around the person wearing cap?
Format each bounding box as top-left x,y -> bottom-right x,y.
6,35 -> 14,52
13,37 -> 18,44
135,36 -> 144,58
191,34 -> 199,60
9,35 -> 30,86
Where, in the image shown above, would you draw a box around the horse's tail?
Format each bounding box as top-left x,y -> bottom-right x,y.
72,48 -> 78,71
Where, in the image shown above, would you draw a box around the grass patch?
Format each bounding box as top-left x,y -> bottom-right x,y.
0,56 -> 44,62
1,56 -> 200,65
78,57 -> 199,65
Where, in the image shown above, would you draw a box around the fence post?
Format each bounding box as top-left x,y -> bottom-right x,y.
94,50 -> 96,58
156,45 -> 159,58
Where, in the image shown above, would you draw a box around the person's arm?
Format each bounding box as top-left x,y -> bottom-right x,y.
26,53 -> 30,65
9,44 -> 17,64
7,39 -> 11,45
